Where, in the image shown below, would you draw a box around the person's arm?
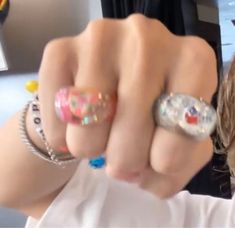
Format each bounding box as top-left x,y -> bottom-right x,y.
0,111 -> 78,219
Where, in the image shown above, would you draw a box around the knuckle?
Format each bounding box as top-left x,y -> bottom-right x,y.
126,14 -> 151,42
182,37 -> 217,65
126,13 -> 163,31
83,19 -> 115,56
126,13 -> 148,25
43,37 -> 74,60
124,14 -> 169,66
86,18 -> 108,31
126,13 -> 166,40
85,19 -> 112,41
180,37 -> 218,92
40,37 -> 77,80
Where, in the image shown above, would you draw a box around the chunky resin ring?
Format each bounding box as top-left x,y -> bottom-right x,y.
55,88 -> 76,123
55,87 -> 116,125
154,93 -> 217,140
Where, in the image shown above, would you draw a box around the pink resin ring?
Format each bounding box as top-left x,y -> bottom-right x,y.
55,87 -> 116,125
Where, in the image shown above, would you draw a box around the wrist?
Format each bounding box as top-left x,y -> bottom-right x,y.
26,106 -> 48,153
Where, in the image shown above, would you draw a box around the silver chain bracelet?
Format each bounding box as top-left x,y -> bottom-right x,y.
19,100 -> 79,167
19,101 -> 56,164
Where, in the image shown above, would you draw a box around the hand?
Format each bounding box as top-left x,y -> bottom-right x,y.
38,14 -> 217,198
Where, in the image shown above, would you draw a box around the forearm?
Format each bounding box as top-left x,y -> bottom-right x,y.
0,110 -> 77,213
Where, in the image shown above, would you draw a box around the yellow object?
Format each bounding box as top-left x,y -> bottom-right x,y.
0,0 -> 8,11
25,80 -> 39,93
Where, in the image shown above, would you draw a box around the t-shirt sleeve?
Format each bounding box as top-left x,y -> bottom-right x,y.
25,160 -> 235,228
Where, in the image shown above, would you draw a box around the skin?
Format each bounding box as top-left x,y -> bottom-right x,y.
0,14 -> 217,219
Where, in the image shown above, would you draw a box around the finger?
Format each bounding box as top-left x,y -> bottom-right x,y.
150,37 -> 218,174
39,38 -> 76,151
105,17 -> 167,179
105,80 -> 157,179
140,138 -> 213,198
65,21 -> 119,158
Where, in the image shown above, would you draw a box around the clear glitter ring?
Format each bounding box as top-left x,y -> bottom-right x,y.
154,93 -> 217,140
55,87 -> 116,125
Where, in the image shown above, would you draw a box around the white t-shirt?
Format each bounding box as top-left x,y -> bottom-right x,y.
25,160 -> 235,228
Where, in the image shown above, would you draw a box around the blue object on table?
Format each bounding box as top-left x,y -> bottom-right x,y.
89,155 -> 106,169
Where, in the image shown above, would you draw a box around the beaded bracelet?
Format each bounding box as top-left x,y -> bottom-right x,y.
30,96 -> 78,166
19,100 -> 79,167
19,101 -> 56,164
